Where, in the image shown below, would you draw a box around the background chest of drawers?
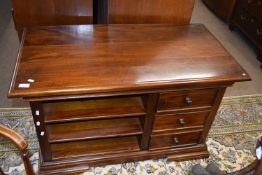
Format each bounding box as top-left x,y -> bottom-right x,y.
231,0 -> 262,67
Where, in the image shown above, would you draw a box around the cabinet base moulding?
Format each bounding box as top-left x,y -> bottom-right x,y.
39,144 -> 208,175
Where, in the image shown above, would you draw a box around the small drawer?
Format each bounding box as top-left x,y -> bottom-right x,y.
150,131 -> 201,150
157,89 -> 217,112
153,111 -> 210,133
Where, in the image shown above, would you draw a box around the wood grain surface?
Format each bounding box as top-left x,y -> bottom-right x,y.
8,24 -> 250,98
108,0 -> 195,24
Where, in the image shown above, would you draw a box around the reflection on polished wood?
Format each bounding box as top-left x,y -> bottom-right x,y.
9,24 -> 249,98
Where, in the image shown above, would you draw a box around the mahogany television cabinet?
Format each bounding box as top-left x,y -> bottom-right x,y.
8,24 -> 250,174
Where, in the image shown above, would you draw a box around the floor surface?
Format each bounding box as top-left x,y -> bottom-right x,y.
0,0 -> 261,107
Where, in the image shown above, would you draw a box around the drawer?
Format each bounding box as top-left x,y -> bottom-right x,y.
157,89 -> 217,112
150,131 -> 201,150
153,111 -> 210,133
240,0 -> 262,23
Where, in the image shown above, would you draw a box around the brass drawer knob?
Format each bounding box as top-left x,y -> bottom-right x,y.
184,96 -> 192,105
173,137 -> 179,145
247,0 -> 253,4
257,29 -> 262,35
241,15 -> 246,21
257,1 -> 261,6
177,118 -> 186,126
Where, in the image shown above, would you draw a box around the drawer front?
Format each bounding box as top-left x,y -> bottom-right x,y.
157,89 -> 217,112
153,111 -> 210,133
240,0 -> 262,23
150,131 -> 201,150
234,6 -> 262,44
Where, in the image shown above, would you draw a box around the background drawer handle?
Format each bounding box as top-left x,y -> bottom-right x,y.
241,15 -> 246,21
177,118 -> 186,126
257,1 -> 261,6
257,29 -> 262,35
247,0 -> 253,4
173,137 -> 179,145
184,96 -> 192,105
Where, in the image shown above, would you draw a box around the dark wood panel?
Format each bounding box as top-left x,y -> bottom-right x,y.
8,25 -> 250,98
43,96 -> 145,123
11,0 -> 93,31
108,0 -> 195,24
47,117 -> 143,143
51,136 -> 140,160
140,93 -> 159,150
158,89 -> 218,112
230,0 -> 262,67
150,131 -> 202,150
93,0 -> 109,24
202,0 -> 236,22
30,102 -> 52,161
234,6 -> 262,45
153,111 -> 210,133
240,0 -> 262,23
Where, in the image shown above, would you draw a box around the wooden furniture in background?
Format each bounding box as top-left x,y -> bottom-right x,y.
0,125 -> 35,175
107,0 -> 195,24
11,0 -> 93,37
8,24 -> 250,174
202,0 -> 236,22
230,0 -> 262,68
11,0 -> 195,33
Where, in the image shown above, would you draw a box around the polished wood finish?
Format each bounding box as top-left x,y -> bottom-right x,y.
43,96 -> 145,123
8,24 -> 250,174
153,111 -> 210,133
47,117 -> 143,143
150,130 -> 202,150
108,0 -> 195,24
230,0 -> 262,67
202,0 -> 236,22
9,25 -> 249,99
11,0 -> 93,38
157,88 -> 217,113
0,125 -> 35,175
51,136 -> 140,160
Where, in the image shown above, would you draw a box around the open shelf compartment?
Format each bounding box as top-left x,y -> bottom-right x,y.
51,136 -> 140,160
47,117 -> 143,143
43,96 -> 146,124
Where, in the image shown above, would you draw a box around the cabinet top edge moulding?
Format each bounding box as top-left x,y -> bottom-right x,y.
8,24 -> 250,99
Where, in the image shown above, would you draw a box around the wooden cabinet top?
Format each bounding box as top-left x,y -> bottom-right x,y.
9,24 -> 250,98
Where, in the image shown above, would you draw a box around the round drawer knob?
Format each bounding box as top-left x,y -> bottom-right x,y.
177,118 -> 186,126
257,29 -> 262,35
247,0 -> 253,4
173,137 -> 179,145
257,1 -> 261,6
184,96 -> 192,105
241,15 -> 246,21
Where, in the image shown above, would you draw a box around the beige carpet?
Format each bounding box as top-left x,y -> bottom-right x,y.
0,0 -> 262,108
